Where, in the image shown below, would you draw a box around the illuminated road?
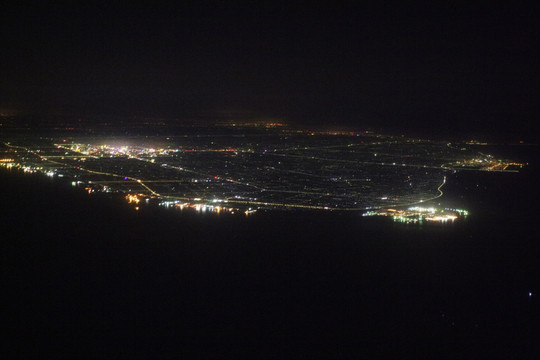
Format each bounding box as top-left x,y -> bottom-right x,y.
3,142 -> 162,197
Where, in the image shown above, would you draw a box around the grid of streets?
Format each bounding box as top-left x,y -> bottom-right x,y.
0,126 -> 523,211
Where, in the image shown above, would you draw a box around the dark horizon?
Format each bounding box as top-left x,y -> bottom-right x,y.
1,2 -> 539,139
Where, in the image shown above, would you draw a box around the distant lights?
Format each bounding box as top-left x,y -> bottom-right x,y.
158,200 -> 244,215
364,206 -> 468,224
408,206 -> 436,213
126,194 -> 141,204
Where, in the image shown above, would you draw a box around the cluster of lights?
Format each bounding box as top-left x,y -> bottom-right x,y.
159,200 -> 256,216
0,160 -> 61,176
444,208 -> 469,216
393,215 -> 422,224
22,166 -> 38,173
126,194 -> 141,204
408,206 -> 436,213
451,157 -> 524,172
61,143 -> 243,159
423,215 -> 457,222
363,206 -> 468,224
125,193 -> 152,210
0,159 -> 16,169
60,143 -> 176,158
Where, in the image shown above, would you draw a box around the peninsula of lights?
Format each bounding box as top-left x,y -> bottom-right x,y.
363,206 -> 469,224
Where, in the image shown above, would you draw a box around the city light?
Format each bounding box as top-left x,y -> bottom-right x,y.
363,206 -> 468,224
0,131 -> 519,217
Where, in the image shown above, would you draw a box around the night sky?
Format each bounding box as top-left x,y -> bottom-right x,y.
1,2 -> 539,138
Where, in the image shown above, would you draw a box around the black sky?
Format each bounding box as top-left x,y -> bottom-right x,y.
1,2 -> 538,138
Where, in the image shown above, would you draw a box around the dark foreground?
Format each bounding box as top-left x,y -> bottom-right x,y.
1,162 -> 539,359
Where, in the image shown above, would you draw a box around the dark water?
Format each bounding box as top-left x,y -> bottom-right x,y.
1,151 -> 539,359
